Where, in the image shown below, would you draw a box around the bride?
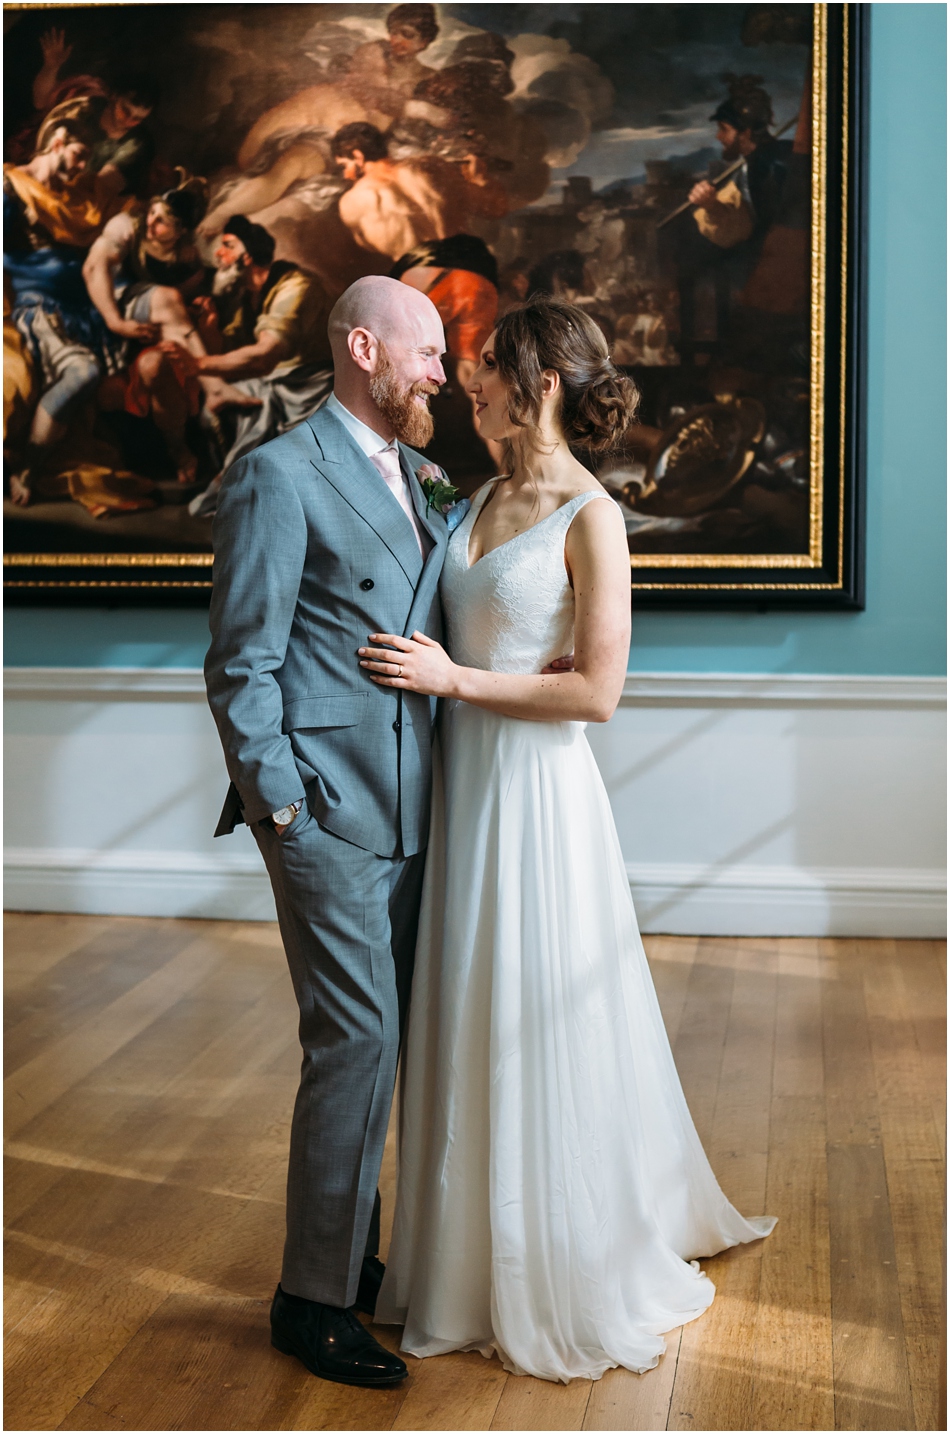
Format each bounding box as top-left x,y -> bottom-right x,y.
357,297 -> 774,1383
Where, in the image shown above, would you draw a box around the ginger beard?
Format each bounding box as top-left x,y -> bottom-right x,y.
369,344 -> 438,447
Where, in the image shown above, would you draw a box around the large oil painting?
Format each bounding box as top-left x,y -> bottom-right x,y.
3,2 -> 866,601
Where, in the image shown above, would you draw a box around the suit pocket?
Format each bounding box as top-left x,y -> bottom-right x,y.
276,801 -> 315,842
281,693 -> 367,733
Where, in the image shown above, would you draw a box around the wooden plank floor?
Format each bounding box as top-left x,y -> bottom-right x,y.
4,915 -> 945,1432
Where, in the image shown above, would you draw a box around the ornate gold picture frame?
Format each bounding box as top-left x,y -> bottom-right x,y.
4,2 -> 866,604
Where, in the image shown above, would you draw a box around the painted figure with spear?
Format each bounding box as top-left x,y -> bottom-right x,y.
660,72 -> 812,328
658,75 -> 796,247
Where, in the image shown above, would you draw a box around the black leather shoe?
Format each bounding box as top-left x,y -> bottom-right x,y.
353,1255 -> 385,1317
270,1284 -> 407,1388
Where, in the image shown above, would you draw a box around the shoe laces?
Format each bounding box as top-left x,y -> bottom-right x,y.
341,1307 -> 367,1336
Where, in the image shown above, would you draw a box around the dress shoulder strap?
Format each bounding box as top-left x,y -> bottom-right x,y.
471,476 -> 506,514
571,489 -> 615,508
562,490 -> 617,522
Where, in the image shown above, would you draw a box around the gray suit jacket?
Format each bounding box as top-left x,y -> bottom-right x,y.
205,404 -> 449,858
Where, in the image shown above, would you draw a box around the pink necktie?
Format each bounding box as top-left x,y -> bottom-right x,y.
368,444 -> 426,557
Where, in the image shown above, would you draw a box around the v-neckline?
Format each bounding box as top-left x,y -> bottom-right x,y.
465,482 -> 585,571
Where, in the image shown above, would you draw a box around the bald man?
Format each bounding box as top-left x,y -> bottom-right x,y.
205,277 -> 450,1388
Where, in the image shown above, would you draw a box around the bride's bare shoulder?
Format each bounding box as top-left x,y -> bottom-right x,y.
563,471 -> 615,503
561,453 -> 612,500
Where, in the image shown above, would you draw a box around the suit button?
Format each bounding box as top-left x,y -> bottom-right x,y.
392,720 -> 401,732
360,578 -> 374,590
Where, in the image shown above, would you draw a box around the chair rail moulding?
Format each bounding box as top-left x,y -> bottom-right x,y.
4,667 -> 946,707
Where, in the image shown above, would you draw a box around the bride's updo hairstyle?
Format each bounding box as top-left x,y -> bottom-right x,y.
492,297 -> 639,453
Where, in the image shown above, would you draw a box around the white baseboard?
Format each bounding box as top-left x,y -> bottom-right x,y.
626,862 -> 946,938
3,849 -> 278,923
4,848 -> 945,938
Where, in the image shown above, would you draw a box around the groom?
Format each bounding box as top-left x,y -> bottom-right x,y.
205,276 -> 451,1388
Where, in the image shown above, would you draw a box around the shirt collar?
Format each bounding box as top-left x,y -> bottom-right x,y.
325,392 -> 396,459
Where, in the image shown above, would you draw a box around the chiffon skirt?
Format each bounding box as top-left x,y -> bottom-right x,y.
376,702 -> 774,1382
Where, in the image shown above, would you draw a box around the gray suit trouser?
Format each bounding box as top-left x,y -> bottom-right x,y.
254,800 -> 425,1307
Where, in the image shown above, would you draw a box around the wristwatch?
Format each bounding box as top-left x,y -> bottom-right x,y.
272,799 -> 302,827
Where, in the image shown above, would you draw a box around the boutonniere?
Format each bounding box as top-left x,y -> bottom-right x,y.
416,464 -> 460,518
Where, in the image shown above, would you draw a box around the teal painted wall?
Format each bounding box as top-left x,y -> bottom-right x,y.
5,4 -> 945,675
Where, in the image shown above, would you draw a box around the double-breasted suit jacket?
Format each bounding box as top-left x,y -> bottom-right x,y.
206,403 -> 448,858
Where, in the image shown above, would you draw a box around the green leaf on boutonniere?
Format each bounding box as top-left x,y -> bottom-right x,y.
417,465 -> 460,517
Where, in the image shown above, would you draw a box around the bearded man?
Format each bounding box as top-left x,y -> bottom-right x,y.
189,214 -> 335,515
205,275 -> 452,1388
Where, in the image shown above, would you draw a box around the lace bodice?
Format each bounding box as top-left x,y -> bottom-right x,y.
441,481 -> 614,674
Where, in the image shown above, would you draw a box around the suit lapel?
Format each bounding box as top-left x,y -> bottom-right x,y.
306,409 -> 423,585
401,449 -> 444,551
400,446 -> 448,637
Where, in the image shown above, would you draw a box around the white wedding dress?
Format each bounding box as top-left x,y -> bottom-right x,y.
376,482 -> 775,1382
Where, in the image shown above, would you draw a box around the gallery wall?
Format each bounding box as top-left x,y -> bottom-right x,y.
4,4 -> 947,679
4,6 -> 946,937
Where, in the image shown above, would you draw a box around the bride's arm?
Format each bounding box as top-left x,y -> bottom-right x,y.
358,499 -> 631,723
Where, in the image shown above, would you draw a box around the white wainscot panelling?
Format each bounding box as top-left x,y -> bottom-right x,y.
4,668 -> 276,922
589,674 -> 946,937
4,669 -> 946,937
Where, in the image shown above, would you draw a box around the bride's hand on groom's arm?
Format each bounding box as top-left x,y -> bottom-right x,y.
359,632 -> 462,698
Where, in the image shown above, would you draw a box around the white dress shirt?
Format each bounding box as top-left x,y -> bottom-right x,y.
325,392 -> 426,555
